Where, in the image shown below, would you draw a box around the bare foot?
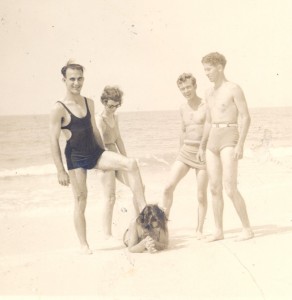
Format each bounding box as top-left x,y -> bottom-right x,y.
205,233 -> 224,242
195,231 -> 204,240
80,245 -> 92,255
235,229 -> 254,242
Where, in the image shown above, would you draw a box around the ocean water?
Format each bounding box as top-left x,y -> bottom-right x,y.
0,107 -> 292,177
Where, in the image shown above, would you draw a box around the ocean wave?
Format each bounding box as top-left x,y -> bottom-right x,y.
0,154 -> 174,178
1,147 -> 291,178
0,164 -> 57,178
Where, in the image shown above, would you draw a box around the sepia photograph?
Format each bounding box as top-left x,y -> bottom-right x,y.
0,0 -> 291,299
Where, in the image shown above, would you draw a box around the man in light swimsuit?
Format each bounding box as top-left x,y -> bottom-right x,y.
49,61 -> 146,254
160,73 -> 208,239
198,52 -> 254,242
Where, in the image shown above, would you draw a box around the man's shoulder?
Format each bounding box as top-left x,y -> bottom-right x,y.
224,81 -> 241,91
85,96 -> 94,105
51,101 -> 65,115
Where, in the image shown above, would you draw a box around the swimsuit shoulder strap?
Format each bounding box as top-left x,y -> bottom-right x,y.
57,101 -> 72,115
84,97 -> 90,116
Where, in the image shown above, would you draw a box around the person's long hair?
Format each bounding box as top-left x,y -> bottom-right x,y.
137,204 -> 168,233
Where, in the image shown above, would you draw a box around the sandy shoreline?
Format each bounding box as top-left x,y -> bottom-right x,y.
1,158 -> 292,299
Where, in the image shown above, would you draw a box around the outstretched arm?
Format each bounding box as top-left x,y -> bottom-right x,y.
49,104 -> 70,186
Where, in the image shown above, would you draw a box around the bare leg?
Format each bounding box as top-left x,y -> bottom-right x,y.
221,148 -> 254,241
115,170 -> 141,216
160,161 -> 190,217
69,169 -> 92,254
195,168 -> 208,239
96,151 -> 146,214
115,169 -> 129,186
205,149 -> 224,242
100,170 -> 116,239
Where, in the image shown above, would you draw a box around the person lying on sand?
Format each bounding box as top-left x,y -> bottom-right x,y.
123,204 -> 168,253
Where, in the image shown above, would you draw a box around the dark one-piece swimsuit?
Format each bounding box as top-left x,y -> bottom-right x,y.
57,98 -> 105,170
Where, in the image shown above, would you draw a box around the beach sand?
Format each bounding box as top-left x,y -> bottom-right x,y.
0,158 -> 292,300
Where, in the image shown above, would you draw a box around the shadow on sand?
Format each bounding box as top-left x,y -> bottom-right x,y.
224,224 -> 292,239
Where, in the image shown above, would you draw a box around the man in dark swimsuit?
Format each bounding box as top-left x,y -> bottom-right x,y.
49,61 -> 146,254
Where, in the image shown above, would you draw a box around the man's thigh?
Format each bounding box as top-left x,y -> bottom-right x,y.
166,160 -> 190,187
206,149 -> 222,185
68,168 -> 87,197
196,168 -> 208,191
95,151 -> 129,171
220,147 -> 238,184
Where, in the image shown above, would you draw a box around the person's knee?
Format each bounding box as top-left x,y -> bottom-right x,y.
75,190 -> 87,210
224,182 -> 237,199
197,190 -> 207,204
127,158 -> 138,171
209,183 -> 222,196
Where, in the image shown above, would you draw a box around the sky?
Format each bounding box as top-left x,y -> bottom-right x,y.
0,0 -> 291,115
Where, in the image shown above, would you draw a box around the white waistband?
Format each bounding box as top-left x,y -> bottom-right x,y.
211,123 -> 238,128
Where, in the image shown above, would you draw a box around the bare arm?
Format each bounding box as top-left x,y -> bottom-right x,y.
115,115 -> 127,156
127,221 -> 147,253
179,106 -> 186,146
49,105 -> 70,186
153,229 -> 169,251
197,99 -> 212,161
95,115 -> 106,147
233,85 -> 251,159
87,99 -> 105,149
200,105 -> 212,151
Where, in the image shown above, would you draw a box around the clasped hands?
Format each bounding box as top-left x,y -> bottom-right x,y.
144,236 -> 157,254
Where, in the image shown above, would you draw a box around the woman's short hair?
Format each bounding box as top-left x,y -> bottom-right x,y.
201,52 -> 227,68
137,204 -> 168,232
61,60 -> 84,77
100,86 -> 123,105
177,73 -> 196,86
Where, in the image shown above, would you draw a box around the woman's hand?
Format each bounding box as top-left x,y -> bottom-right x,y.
145,236 -> 157,253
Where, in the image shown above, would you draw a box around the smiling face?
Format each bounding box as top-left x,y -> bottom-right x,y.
178,78 -> 196,100
63,68 -> 84,95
